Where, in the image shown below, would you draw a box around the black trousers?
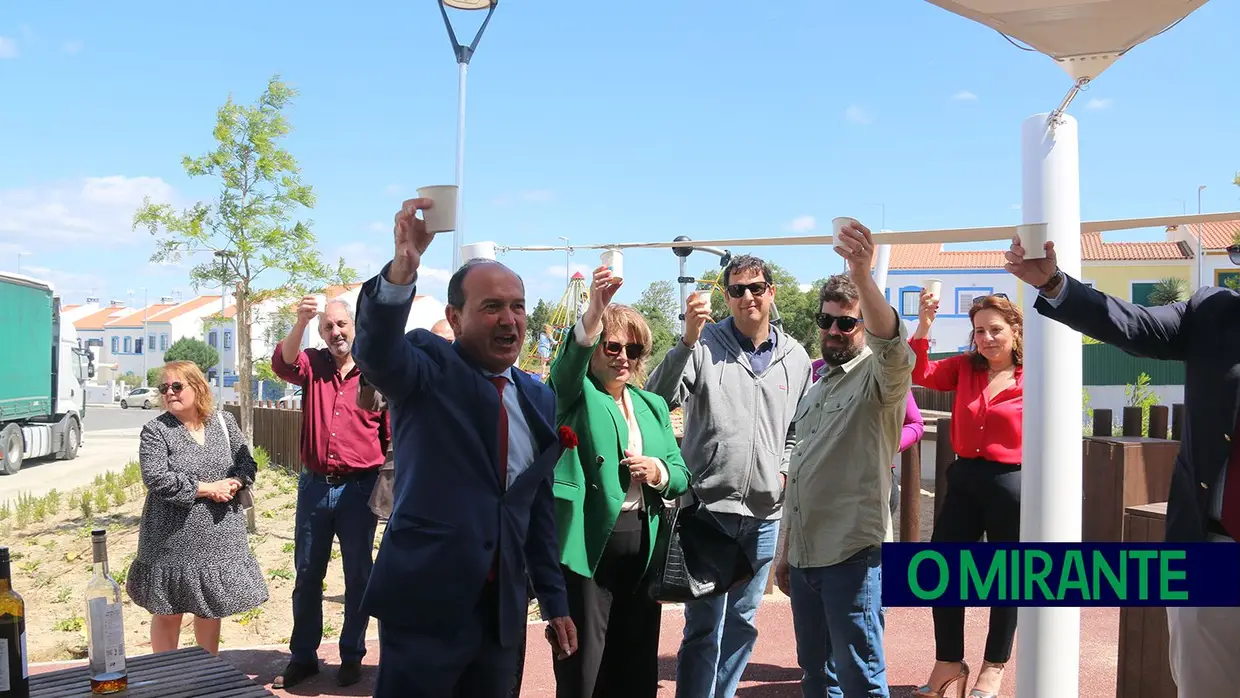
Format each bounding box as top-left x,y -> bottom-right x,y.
553,509 -> 661,698
931,457 -> 1022,664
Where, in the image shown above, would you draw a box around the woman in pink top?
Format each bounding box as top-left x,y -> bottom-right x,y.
810,358 -> 924,516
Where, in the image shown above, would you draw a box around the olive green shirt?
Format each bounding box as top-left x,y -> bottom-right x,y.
784,313 -> 914,569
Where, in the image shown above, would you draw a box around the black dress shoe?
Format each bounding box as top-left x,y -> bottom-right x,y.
273,660 -> 319,689
337,661 -> 363,687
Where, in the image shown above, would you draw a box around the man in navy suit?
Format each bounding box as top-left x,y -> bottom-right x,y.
1006,235 -> 1240,697
352,197 -> 578,697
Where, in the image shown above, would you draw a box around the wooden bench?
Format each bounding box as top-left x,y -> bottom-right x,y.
1116,502 -> 1176,698
30,646 -> 274,697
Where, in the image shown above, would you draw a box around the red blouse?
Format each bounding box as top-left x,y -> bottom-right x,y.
909,337 -> 1023,465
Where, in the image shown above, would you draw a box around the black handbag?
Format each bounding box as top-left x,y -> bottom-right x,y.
641,499 -> 755,604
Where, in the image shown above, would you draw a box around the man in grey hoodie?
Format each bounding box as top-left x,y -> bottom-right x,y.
646,254 -> 813,698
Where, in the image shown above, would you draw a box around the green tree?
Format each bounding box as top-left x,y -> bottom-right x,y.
632,280 -> 679,365
1125,372 -> 1159,436
164,337 -> 220,375
146,367 -> 163,387
133,75 -> 353,441
526,299 -> 554,349
1147,277 -> 1188,306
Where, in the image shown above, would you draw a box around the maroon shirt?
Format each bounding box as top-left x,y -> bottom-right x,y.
272,341 -> 390,475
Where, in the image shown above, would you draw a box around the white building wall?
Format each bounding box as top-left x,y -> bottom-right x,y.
882,269 -> 1023,353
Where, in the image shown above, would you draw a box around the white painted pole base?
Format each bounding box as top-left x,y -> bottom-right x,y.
1016,113 -> 1084,698
452,61 -> 468,272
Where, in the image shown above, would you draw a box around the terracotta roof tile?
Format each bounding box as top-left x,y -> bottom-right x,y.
146,295 -> 223,322
887,232 -> 1191,270
73,306 -> 129,331
1166,220 -> 1240,250
105,304 -> 177,329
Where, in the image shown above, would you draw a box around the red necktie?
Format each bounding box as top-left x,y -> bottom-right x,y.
1221,417 -> 1240,539
487,376 -> 509,582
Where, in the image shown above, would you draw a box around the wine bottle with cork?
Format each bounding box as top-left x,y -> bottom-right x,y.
84,530 -> 127,694
0,546 -> 29,698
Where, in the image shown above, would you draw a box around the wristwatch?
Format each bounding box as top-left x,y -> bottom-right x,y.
1036,267 -> 1064,294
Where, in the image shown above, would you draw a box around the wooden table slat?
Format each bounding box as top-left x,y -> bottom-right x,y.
30,646 -> 274,697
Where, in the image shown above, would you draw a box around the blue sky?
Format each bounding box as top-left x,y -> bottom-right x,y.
2,0 -> 1238,309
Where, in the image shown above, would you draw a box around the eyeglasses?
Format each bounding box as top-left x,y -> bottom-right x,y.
157,382 -> 185,395
602,341 -> 644,360
726,282 -> 772,299
816,313 -> 863,332
972,292 -> 1010,304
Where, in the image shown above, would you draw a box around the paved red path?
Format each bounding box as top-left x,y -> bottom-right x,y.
30,595 -> 1123,697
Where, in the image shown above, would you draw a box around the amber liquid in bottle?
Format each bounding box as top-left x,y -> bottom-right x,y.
85,530 -> 127,694
0,546 -> 29,698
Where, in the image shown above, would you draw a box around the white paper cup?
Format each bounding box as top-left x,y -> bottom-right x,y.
1017,223 -> 1049,260
692,289 -> 713,311
312,294 -> 327,315
416,185 -> 459,234
832,216 -> 861,254
924,279 -> 942,303
600,248 -> 624,281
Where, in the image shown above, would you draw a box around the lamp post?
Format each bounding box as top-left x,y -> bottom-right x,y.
919,2 -> 1210,695
437,0 -> 499,272
214,250 -> 235,405
557,236 -> 571,289
141,288 -> 150,386
1197,185 -> 1207,288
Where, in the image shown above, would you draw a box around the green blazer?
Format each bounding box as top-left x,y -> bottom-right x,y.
548,328 -> 691,579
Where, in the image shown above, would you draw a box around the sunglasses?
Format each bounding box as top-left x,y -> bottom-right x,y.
157,382 -> 185,395
602,341 -> 644,360
726,282 -> 772,299
972,292 -> 1010,304
816,313 -> 863,332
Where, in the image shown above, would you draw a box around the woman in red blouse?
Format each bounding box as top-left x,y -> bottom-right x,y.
910,291 -> 1023,698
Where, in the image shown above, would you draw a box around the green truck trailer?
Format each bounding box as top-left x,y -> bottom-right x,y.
0,273 -> 94,475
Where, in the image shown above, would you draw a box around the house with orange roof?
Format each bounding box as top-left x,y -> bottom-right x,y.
881,231 -> 1192,353
1165,219 -> 1240,289
73,300 -> 134,364
101,294 -> 226,382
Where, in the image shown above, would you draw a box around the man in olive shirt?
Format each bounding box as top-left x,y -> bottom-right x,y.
774,221 -> 913,697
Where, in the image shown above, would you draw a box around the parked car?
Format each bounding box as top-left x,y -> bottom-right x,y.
277,387 -> 302,408
121,387 -> 159,410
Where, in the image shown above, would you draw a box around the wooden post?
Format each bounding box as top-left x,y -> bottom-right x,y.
934,417 -> 954,522
1148,405 -> 1169,440
899,443 -> 921,542
1171,403 -> 1185,442
1122,406 -> 1144,437
1092,408 -> 1113,437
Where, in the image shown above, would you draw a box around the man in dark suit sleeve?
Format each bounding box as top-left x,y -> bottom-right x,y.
1005,235 -> 1240,697
352,197 -> 577,697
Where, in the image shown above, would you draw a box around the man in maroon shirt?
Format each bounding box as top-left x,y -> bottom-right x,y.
270,295 -> 389,690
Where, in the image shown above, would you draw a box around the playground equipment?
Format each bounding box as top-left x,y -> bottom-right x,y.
517,271 -> 590,378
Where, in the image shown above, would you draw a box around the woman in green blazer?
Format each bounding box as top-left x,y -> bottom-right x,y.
547,265 -> 691,698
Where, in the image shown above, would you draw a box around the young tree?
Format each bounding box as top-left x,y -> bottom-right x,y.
632,280 -> 679,364
133,75 -> 353,441
163,337 -> 220,375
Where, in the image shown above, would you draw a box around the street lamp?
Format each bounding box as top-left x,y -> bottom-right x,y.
921,2 -> 1211,696
214,250 -> 235,405
437,0 -> 500,271
1197,185 -> 1207,288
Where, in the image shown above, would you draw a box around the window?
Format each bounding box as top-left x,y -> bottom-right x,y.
900,290 -> 921,317
955,287 -> 994,314
149,335 -> 157,351
223,331 -> 232,350
135,338 -> 143,355
123,336 -> 132,353
111,337 -> 119,353
208,331 -> 218,348
1131,282 -> 1158,307
1218,270 -> 1240,292
160,334 -> 169,350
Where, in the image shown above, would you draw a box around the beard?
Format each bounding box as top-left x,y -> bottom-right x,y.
820,339 -> 861,367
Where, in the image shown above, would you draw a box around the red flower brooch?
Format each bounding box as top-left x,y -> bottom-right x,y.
559,426 -> 579,449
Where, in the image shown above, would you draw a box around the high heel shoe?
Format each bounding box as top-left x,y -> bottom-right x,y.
968,661 -> 1005,698
913,660 -> 971,698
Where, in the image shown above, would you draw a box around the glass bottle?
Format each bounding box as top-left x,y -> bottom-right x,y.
0,546 -> 29,698
85,529 -> 127,694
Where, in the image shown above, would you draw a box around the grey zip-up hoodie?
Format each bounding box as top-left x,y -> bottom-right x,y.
646,318 -> 813,520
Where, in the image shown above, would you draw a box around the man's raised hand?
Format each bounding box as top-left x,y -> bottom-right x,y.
389,198 -> 436,285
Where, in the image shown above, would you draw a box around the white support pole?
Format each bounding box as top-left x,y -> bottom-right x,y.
872,242 -> 892,292
451,61 -> 468,272
1016,112 -> 1083,698
677,255 -> 690,335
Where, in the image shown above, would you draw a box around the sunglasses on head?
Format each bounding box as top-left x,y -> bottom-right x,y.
816,313 -> 862,332
726,282 -> 772,299
157,382 -> 185,395
972,292 -> 1010,304
602,341 -> 644,360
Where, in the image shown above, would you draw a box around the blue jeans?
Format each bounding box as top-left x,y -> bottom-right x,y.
789,546 -> 888,697
289,469 -> 379,665
675,513 -> 780,698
